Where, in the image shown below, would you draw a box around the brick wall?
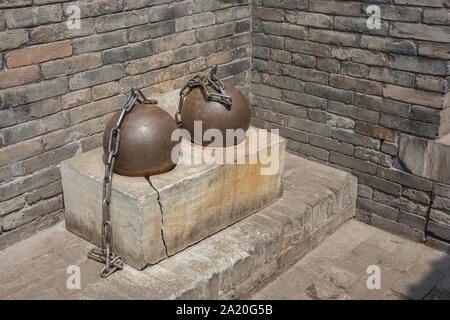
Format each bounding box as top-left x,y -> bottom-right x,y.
250,0 -> 450,251
0,0 -> 251,249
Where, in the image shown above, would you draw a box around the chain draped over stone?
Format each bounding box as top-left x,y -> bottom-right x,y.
87,88 -> 157,278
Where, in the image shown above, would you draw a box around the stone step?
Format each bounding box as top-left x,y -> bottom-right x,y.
0,152 -> 357,300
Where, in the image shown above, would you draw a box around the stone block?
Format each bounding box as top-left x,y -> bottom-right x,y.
61,127 -> 285,270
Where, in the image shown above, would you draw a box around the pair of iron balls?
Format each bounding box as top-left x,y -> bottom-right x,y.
102,79 -> 251,177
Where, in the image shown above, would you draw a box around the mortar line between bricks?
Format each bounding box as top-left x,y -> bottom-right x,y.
146,176 -> 169,257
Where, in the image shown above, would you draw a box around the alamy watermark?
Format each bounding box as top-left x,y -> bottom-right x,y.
366,265 -> 381,290
366,5 -> 381,30
66,5 -> 81,30
66,265 -> 81,290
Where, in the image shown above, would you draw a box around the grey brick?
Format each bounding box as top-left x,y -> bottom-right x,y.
281,127 -> 308,143
332,47 -> 390,67
390,54 -> 448,76
380,114 -> 439,139
355,147 -> 393,167
63,0 -> 123,18
175,12 -> 215,32
283,90 -> 327,109
69,64 -> 124,91
430,209 -> 450,227
286,39 -> 331,58
5,4 -> 62,28
330,74 -> 383,96
288,117 -> 331,137
410,106 -> 440,125
260,73 -> 304,92
263,0 -> 308,10
381,141 -> 399,156
0,29 -> 28,51
310,0 -> 362,16
270,49 -> 291,64
262,22 -> 307,40
197,23 -> 235,42
216,6 -> 250,24
360,35 -> 416,55
366,4 -> 422,22
305,83 -> 353,104
42,53 -> 102,79
316,58 -> 340,73
371,214 -> 424,243
0,78 -> 68,109
418,42 -> 450,60
2,195 -> 63,231
95,9 -> 148,33
309,134 -> 354,156
287,139 -> 329,161
355,93 -> 411,118
2,112 -> 68,145
285,11 -> 332,28
129,20 -> 175,42
332,128 -> 380,150
357,198 -> 399,221
368,67 -> 415,88
72,30 -> 128,54
434,184 -> 450,198
355,172 -> 402,196
399,211 -> 426,231
282,65 -> 328,85
0,167 -> 60,202
253,6 -> 284,22
373,190 -> 428,217
253,33 -> 284,49
423,9 -> 450,25
378,167 -> 433,192
341,62 -> 369,79
402,188 -> 431,205
334,16 -> 388,36
102,41 -> 153,64
390,22 -> 450,43
428,221 -> 450,242
433,197 -> 450,212
292,54 -> 316,68
358,184 -> 373,199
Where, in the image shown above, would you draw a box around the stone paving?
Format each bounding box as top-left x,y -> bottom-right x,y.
1,218 -> 448,300
252,220 -> 450,300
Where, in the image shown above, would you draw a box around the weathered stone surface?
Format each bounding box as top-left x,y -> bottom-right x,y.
398,134 -> 450,185
62,126 -> 285,269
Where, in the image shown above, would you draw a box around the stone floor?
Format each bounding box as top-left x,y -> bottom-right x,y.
252,220 -> 450,300
1,218 -> 449,299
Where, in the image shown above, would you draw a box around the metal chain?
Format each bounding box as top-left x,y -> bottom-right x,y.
88,87 -> 156,278
176,64 -> 232,125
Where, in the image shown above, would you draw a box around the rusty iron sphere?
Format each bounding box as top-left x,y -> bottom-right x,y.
181,82 -> 251,147
103,103 -> 179,177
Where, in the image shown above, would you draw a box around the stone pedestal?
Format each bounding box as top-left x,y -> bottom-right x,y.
61,128 -> 285,270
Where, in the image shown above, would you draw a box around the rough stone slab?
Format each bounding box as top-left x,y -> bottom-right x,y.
61,127 -> 285,269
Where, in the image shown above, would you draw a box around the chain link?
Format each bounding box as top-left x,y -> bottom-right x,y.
176,64 -> 232,125
88,87 -> 156,278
